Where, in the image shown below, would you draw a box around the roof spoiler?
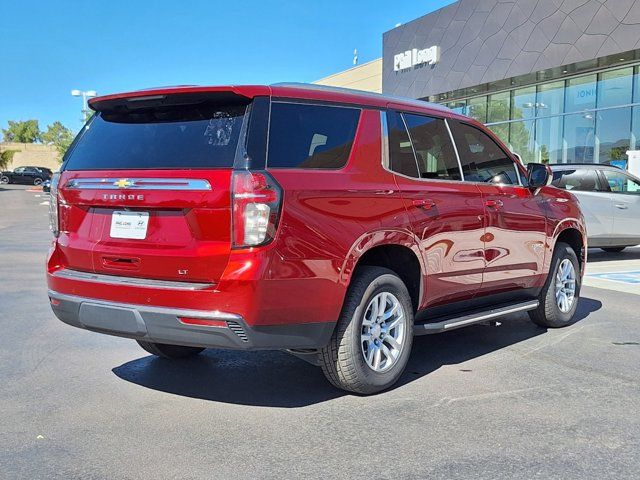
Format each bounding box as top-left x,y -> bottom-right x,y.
89,86 -> 267,113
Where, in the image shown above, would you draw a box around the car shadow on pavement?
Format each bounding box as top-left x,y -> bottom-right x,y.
587,248 -> 640,263
112,297 -> 602,407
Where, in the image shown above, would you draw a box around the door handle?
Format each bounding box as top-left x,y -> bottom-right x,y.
412,199 -> 436,209
615,204 -> 629,210
485,199 -> 504,208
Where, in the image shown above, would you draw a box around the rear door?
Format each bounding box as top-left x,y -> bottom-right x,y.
385,110 -> 485,307
449,121 -> 547,295
57,95 -> 252,283
551,167 -> 614,246
600,168 -> 640,245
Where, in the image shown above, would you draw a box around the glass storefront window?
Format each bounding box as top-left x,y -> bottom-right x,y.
536,81 -> 564,116
488,92 -> 510,123
597,107 -> 632,164
467,96 -> 487,122
447,100 -> 468,116
512,87 -> 536,120
632,107 -> 640,150
536,115 -> 564,164
565,74 -> 597,112
564,112 -> 596,163
488,123 -> 510,148
509,120 -> 535,164
597,68 -> 633,109
634,66 -> 640,103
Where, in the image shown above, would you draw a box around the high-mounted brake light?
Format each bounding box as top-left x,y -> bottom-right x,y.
49,172 -> 61,237
231,171 -> 282,248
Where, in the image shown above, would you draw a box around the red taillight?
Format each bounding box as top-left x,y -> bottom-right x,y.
49,172 -> 60,237
231,170 -> 282,248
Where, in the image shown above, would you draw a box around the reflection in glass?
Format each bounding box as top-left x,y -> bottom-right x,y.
512,87 -> 536,120
536,115 -> 564,163
565,74 -> 597,112
488,92 -> 510,123
633,107 -> 640,150
564,113 -> 595,163
597,107 -> 631,164
598,68 -> 633,109
488,123 -> 510,149
467,96 -> 488,122
509,120 -> 535,164
447,100 -> 468,116
536,81 -> 564,116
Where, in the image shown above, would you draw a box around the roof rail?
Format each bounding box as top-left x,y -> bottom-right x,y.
271,82 -> 451,112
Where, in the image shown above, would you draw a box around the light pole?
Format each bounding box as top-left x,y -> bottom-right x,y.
71,89 -> 97,124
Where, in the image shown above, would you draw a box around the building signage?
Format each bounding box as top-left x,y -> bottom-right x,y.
394,45 -> 441,71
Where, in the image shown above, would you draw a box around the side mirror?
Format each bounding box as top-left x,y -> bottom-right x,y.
527,163 -> 552,189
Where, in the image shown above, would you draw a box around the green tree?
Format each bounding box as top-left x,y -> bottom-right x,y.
41,121 -> 75,159
2,120 -> 41,143
0,150 -> 18,170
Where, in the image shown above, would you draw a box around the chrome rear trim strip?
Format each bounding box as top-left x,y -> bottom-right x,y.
64,178 -> 212,191
48,290 -> 242,321
52,268 -> 214,291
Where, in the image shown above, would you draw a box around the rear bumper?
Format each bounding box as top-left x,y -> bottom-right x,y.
48,290 -> 335,350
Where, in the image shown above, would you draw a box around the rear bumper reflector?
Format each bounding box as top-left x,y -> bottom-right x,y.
179,317 -> 227,328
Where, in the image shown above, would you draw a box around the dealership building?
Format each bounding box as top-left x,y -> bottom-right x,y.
318,0 -> 640,165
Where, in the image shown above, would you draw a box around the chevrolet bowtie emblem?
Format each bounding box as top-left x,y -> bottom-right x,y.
114,179 -> 134,188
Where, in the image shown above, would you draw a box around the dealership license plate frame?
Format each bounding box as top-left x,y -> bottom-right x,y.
110,210 -> 149,239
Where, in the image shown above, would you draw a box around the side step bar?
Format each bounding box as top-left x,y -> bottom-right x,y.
413,300 -> 539,336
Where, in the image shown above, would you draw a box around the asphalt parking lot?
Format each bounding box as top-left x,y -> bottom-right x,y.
1,184 -> 639,479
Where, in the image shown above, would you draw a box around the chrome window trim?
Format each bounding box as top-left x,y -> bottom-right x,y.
52,268 -> 214,291
444,118 -> 465,181
64,178 -> 212,191
380,111 -> 390,169
48,289 -> 242,321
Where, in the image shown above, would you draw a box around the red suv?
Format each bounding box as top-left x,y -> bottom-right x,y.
47,84 -> 586,394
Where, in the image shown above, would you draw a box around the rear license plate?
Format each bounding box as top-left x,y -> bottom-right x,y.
110,211 -> 149,239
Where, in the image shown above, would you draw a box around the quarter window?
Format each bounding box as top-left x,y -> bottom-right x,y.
551,169 -> 601,192
267,102 -> 360,169
403,113 -> 460,181
451,122 -> 519,185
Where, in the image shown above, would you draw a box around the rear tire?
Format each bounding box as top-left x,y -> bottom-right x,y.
529,242 -> 580,328
0,176 -> 9,184
601,247 -> 626,253
33,177 -> 43,186
319,266 -> 414,394
136,340 -> 205,359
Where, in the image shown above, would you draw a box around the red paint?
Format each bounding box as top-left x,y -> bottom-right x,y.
47,84 -> 587,333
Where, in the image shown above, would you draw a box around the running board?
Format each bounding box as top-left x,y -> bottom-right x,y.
413,300 -> 539,336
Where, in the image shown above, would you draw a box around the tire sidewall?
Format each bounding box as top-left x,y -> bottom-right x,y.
345,273 -> 414,391
33,177 -> 43,186
546,243 -> 580,325
0,176 -> 9,184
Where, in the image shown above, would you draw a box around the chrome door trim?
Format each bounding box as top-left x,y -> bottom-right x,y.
64,178 -> 212,190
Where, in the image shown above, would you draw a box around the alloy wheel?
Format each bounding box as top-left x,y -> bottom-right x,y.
555,258 -> 576,313
361,292 -> 407,372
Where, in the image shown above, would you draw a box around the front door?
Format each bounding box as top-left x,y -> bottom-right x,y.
449,120 -> 547,296
386,110 -> 485,307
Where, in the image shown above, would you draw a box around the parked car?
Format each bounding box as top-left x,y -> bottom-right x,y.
550,164 -> 640,252
46,84 -> 586,394
0,166 -> 52,185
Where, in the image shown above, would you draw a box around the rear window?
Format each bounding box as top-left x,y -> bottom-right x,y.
267,102 -> 361,169
64,103 -> 247,170
552,169 -> 601,191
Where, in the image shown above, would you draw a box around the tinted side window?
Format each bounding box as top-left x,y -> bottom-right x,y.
551,169 -> 601,192
267,102 -> 360,169
403,113 -> 460,181
602,170 -> 640,193
451,122 -> 519,185
387,111 -> 419,178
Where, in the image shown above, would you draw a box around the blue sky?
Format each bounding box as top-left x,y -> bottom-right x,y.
0,1 -> 454,136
